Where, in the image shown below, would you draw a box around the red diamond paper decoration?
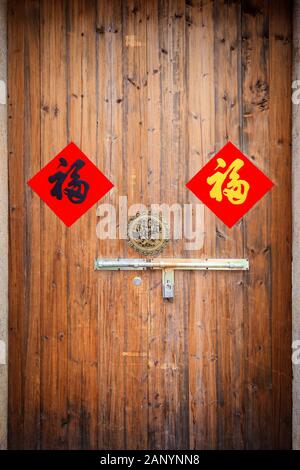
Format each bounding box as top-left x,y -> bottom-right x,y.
28,142 -> 114,226
186,141 -> 274,228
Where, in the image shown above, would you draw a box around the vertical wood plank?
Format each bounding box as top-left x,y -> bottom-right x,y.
96,0 -> 126,449
162,0 -> 189,449
66,0 -> 98,449
187,0 -> 217,450
143,0 -> 189,450
8,0 -> 26,449
242,0 -> 272,449
40,0 -> 68,449
214,0 -> 245,449
269,0 -> 292,449
122,0 -> 149,449
147,0 -> 189,450
23,0 -> 41,449
146,0 -> 166,449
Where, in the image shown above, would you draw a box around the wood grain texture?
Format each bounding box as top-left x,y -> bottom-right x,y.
8,0 -> 292,449
187,0 -> 217,449
40,0 -> 69,449
23,0 -> 41,450
242,0 -> 273,449
67,0 -> 98,449
269,0 -> 292,449
214,0 -> 244,449
122,0 -> 149,450
96,0 -> 127,450
8,0 -> 26,450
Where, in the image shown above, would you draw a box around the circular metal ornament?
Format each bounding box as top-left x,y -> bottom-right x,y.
127,211 -> 169,257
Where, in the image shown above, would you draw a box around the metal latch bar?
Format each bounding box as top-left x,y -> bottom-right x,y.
162,269 -> 174,299
94,258 -> 249,299
94,258 -> 249,271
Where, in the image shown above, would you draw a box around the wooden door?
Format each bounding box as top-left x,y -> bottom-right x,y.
8,0 -> 292,449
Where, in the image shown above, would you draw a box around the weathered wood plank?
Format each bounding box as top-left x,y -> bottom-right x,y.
8,0 -> 26,449
97,0 -> 126,450
147,0 -> 189,450
146,2 -> 165,449
242,0 -> 272,449
23,0 -> 42,450
66,0 -> 98,449
145,0 -> 165,449
214,0 -> 245,449
269,0 -> 292,449
122,0 -> 149,450
40,0 -> 69,449
187,0 -> 217,450
163,0 -> 189,449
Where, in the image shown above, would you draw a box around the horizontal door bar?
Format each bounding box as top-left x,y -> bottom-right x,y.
94,258 -> 249,271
